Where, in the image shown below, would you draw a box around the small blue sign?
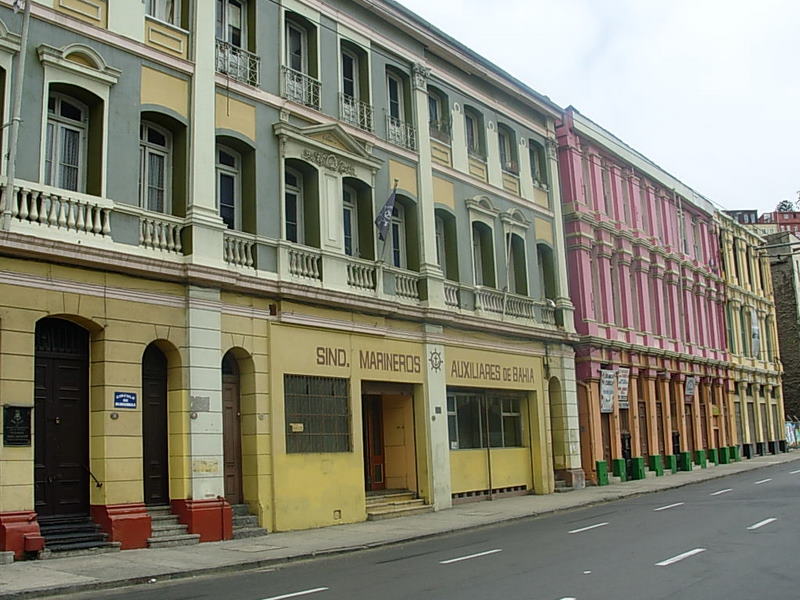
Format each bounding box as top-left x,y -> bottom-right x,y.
114,392 -> 137,409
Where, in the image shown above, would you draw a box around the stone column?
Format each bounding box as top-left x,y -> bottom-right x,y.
546,137 -> 576,332
550,350 -> 584,488
423,324 -> 451,510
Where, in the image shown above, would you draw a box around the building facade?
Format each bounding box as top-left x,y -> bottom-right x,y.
717,217 -> 784,457
0,0 -> 581,558
557,107 -> 735,485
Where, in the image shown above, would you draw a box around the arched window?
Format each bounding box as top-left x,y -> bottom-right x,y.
529,140 -> 547,185
285,167 -> 304,244
45,92 -> 88,192
390,203 -> 406,268
472,221 -> 495,287
464,106 -> 485,158
139,121 -> 171,213
343,183 -> 358,256
497,124 -> 517,174
536,243 -> 556,301
216,145 -> 240,230
428,86 -> 449,142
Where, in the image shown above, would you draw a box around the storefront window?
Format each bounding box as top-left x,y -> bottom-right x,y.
285,375 -> 350,453
446,391 -> 522,449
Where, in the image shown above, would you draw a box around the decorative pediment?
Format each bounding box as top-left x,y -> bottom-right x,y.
38,43 -> 120,86
273,121 -> 383,176
0,18 -> 20,55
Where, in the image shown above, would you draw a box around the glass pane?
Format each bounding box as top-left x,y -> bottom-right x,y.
60,100 -> 82,122
289,27 -> 303,71
147,127 -> 167,147
391,222 -> 401,267
216,0 -> 224,39
219,172 -> 235,229
456,396 -> 481,449
147,152 -> 165,213
285,192 -> 298,242
503,415 -> 521,447
285,170 -> 298,188
45,123 -> 54,186
59,127 -> 80,191
343,206 -> 353,256
342,53 -> 355,97
487,399 -> 502,447
428,94 -> 439,123
218,149 -> 236,168
447,414 -> 457,447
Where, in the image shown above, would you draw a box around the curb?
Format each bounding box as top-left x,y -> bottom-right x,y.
3,453 -> 797,600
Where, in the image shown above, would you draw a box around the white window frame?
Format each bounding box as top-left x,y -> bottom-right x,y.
341,47 -> 359,100
146,0 -> 181,26
217,0 -> 247,48
435,214 -> 446,270
286,20 -> 308,74
285,166 -> 305,244
216,145 -> 241,230
498,126 -> 514,171
139,121 -> 172,214
472,223 -> 485,286
390,203 -> 406,269
343,184 -> 359,257
386,72 -> 404,120
45,92 -> 88,193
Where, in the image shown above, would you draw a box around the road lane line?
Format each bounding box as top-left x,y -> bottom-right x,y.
440,549 -> 503,564
568,522 -> 608,534
654,502 -> 684,511
655,548 -> 706,567
754,478 -> 772,485
747,518 -> 777,530
790,469 -> 800,474
709,488 -> 732,496
260,588 -> 329,600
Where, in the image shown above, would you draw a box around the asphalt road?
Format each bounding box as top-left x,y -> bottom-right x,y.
63,460 -> 800,600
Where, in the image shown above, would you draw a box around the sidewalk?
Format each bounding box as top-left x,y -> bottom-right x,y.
1,452 -> 797,599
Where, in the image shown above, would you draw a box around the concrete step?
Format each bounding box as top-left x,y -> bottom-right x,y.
150,522 -> 188,537
40,541 -> 121,558
366,504 -> 433,521
367,498 -> 426,512
147,533 -> 200,549
233,527 -> 269,540
233,515 -> 258,528
230,504 -> 252,517
366,491 -> 416,506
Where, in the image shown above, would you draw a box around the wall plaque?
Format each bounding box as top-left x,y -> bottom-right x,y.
3,406 -> 32,447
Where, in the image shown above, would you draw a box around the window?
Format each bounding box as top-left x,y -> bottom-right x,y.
216,0 -> 245,47
464,107 -> 484,158
389,203 -> 406,268
139,121 -> 171,213
435,215 -> 446,268
286,21 -> 307,73
343,185 -> 358,256
146,0 -> 180,25
472,221 -> 495,287
506,233 -> 527,295
497,125 -> 517,174
216,146 -> 240,229
529,141 -> 547,185
341,49 -> 358,99
447,392 -> 523,449
285,375 -> 350,453
285,167 -> 303,244
45,93 -> 87,193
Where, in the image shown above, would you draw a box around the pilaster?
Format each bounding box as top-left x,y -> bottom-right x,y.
545,137 -> 575,330
423,324 -> 451,510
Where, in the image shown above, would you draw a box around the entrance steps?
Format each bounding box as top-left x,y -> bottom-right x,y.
554,479 -> 575,493
231,504 -> 268,539
38,516 -> 120,558
146,506 -> 200,549
366,491 -> 432,520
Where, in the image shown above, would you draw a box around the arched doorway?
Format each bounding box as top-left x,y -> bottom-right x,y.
548,376 -> 562,473
142,344 -> 169,505
222,352 -> 243,505
34,317 -> 90,518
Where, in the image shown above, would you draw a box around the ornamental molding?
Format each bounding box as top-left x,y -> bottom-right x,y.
412,62 -> 431,90
301,150 -> 356,176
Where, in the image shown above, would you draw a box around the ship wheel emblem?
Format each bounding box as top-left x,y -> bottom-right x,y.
428,350 -> 443,372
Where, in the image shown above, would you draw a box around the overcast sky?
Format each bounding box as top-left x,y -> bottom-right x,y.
396,0 -> 800,215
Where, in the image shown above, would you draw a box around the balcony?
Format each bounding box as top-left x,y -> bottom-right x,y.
386,116 -> 417,151
340,94 -> 374,133
429,119 -> 451,144
215,40 -> 260,86
281,66 -> 320,110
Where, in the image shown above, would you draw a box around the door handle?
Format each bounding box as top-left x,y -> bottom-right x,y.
54,416 -> 61,425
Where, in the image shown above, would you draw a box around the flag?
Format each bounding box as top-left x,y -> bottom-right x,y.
374,187 -> 397,242
12,0 -> 25,13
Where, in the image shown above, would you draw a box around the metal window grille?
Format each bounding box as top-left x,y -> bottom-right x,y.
285,375 -> 350,453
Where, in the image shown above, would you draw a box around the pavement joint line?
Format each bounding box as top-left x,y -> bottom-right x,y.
754,478 -> 772,485
709,488 -> 732,496
439,548 -> 502,564
653,502 -> 684,511
655,548 -> 706,567
568,522 -> 608,534
2,453 -> 797,600
259,587 -> 329,600
747,517 -> 777,530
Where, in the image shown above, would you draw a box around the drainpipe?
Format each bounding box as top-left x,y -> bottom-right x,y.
1,0 -> 31,231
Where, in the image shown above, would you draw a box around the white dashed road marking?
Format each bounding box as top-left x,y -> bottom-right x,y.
440,549 -> 503,564
754,478 -> 772,485
655,548 -> 706,567
709,488 -> 732,496
790,469 -> 800,474
747,518 -> 777,531
654,502 -> 684,511
568,522 -> 608,534
261,588 -> 329,600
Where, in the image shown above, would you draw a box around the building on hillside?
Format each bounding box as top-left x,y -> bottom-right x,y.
724,209 -> 779,237
556,107 -> 735,486
763,232 -> 800,419
0,0 -> 581,558
717,215 -> 784,457
759,210 -> 800,234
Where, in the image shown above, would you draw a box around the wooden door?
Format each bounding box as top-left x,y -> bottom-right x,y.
656,402 -> 665,455
600,413 -> 612,465
638,401 -> 649,457
222,355 -> 243,504
362,396 -> 385,491
142,345 -> 169,505
700,404 -> 709,449
684,403 -> 695,453
34,318 -> 90,518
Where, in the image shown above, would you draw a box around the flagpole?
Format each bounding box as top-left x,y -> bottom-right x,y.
378,178 -> 399,264
1,0 -> 31,231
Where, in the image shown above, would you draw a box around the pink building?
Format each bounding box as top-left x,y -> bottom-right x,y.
556,107 -> 731,485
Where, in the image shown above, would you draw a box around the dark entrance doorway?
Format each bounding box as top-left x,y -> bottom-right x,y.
362,395 -> 385,491
638,401 -> 649,457
222,352 -> 243,505
142,344 -> 169,505
34,318 -> 90,518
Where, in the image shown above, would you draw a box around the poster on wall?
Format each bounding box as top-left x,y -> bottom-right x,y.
684,376 -> 696,397
617,367 -> 630,409
600,369 -> 615,413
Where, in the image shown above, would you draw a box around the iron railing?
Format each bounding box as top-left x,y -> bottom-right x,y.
281,66 -> 321,110
215,40 -> 260,86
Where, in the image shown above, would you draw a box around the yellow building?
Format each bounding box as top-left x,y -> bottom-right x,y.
717,214 -> 784,458
0,0 -> 581,558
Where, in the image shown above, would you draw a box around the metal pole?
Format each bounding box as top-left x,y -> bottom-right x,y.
1,0 -> 31,231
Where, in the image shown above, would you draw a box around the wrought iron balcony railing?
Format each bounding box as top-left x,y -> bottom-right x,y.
215,40 -> 260,86
386,115 -> 417,151
339,94 -> 374,133
281,66 -> 321,110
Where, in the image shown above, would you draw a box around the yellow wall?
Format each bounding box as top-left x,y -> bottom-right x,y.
216,93 -> 257,141
450,447 -> 532,494
141,66 -> 189,118
389,160 -> 418,197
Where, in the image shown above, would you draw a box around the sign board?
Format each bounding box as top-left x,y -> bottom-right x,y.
3,406 -> 32,446
600,369 -> 615,414
113,392 -> 137,409
617,367 -> 630,410
684,376 -> 696,397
